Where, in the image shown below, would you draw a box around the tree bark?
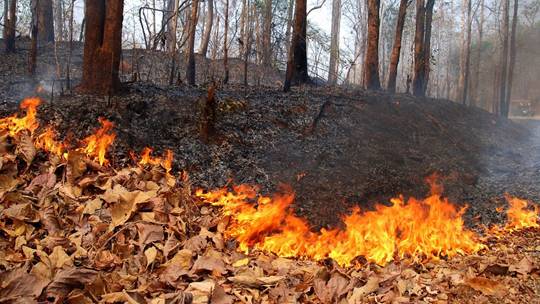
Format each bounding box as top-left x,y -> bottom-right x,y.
186,0 -> 199,85
458,0 -> 472,105
223,0 -> 230,84
37,0 -> 55,42
4,0 -> 17,53
363,0 -> 381,90
327,0 -> 341,85
387,0 -> 409,93
423,0 -> 435,94
284,0 -> 294,52
505,0 -> 519,112
79,0 -> 125,95
283,0 -> 309,92
472,0 -> 484,106
412,0 -> 435,97
168,0 -> 180,85
499,0 -> 510,117
29,0 -> 39,76
54,0 -> 63,41
262,0 -> 273,66
198,0 -> 213,57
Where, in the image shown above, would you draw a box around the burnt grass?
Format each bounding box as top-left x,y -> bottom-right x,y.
1,41 -> 539,230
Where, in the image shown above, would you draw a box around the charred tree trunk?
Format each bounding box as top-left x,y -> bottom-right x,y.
4,0 -> 17,53
327,0 -> 341,85
37,0 -> 55,42
223,0 -> 230,84
458,0 -> 472,105
387,0 -> 409,93
283,0 -> 309,92
472,0 -> 485,106
168,0 -> 180,85
186,0 -> 200,86
284,0 -> 294,52
363,0 -> 381,90
499,0 -> 510,117
505,0 -> 519,111
79,0 -> 125,95
262,0 -> 273,66
412,0 -> 435,97
198,0 -> 213,57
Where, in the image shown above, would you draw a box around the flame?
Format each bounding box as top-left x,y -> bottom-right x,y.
139,147 -> 174,172
0,98 -> 42,136
197,180 -> 485,266
34,126 -> 66,158
503,195 -> 539,230
78,118 -> 116,165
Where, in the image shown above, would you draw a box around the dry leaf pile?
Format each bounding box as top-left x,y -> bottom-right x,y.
1,113 -> 540,304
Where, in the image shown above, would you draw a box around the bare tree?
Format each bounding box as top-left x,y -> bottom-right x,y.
327,0 -> 341,85
262,0 -> 273,66
37,0 -> 55,42
186,0 -> 200,85
505,0 -> 519,111
29,0 -> 39,76
498,0 -> 510,117
387,0 -> 409,93
199,0 -> 213,57
223,0 -> 230,84
458,0 -> 473,105
472,0 -> 485,106
363,0 -> 381,90
412,0 -> 435,97
283,0 -> 309,92
4,0 -> 17,53
54,0 -> 64,41
79,0 -> 125,95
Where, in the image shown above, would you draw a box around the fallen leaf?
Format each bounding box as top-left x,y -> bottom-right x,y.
137,223 -> 164,247
464,276 -> 507,297
44,267 -> 98,303
145,246 -> 158,267
348,277 -> 380,303
191,255 -> 227,275
0,267 -> 50,300
509,257 -> 534,275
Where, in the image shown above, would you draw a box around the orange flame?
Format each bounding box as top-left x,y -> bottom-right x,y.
0,98 -> 42,136
139,147 -> 174,172
78,118 -> 116,165
34,126 -> 66,158
503,195 -> 539,230
197,180 -> 485,266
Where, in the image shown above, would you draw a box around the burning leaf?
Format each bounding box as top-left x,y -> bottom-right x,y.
78,118 -> 116,166
16,132 -> 36,165
504,196 -> 539,230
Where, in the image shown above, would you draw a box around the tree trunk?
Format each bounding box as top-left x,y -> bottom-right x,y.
458,0 -> 472,105
4,0 -> 17,53
283,0 -> 309,92
423,0 -> 435,94
243,0 -> 252,86
412,0 -> 425,97
505,0 -> 519,111
186,0 -> 199,86
387,0 -> 408,93
54,0 -> 64,41
499,0 -> 510,117
198,0 -> 213,57
472,0 -> 484,106
284,0 -> 294,52
29,0 -> 39,76
363,0 -> 381,90
262,0 -> 273,66
223,0 -> 230,84
79,0 -> 125,95
327,0 -> 341,85
168,0 -> 180,85
37,0 -> 55,42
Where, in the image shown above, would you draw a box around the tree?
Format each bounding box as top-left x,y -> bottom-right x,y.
283,0 -> 309,92
261,0 -> 273,66
472,0 -> 485,106
498,0 -> 510,116
327,0 -> 341,85
29,0 -> 39,76
363,0 -> 381,90
198,0 -> 213,57
79,0 -> 125,95
458,0 -> 473,105
387,0 -> 409,93
186,0 -> 200,85
505,0 -> 519,114
54,0 -> 64,41
223,0 -> 230,83
4,0 -> 17,53
37,0 -> 55,42
412,0 -> 435,97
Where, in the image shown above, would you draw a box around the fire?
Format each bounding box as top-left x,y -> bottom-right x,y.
78,118 -> 116,165
35,126 -> 66,158
197,179 -> 485,266
503,195 -> 539,230
139,147 -> 174,172
0,97 -> 42,136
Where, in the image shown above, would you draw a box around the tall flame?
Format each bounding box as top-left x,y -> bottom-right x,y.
0,98 -> 42,136
78,118 -> 116,165
197,179 -> 485,266
35,126 -> 66,158
503,195 -> 539,230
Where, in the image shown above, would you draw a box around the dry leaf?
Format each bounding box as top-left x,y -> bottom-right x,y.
464,276 -> 507,297
44,267 -> 98,303
314,271 -> 351,303
509,257 -> 534,275
348,277 -> 380,303
0,267 -> 50,300
137,223 -> 164,247
191,255 -> 227,275
16,132 -> 36,165
145,246 -> 158,267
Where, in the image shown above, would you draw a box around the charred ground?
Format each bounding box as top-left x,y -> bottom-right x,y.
1,41 -> 538,230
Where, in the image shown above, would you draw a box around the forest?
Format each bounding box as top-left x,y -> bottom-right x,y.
0,0 -> 539,303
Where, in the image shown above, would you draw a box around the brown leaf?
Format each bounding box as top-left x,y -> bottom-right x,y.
0,267 -> 50,300
191,255 -> 227,275
16,132 -> 36,165
94,250 -> 122,270
314,271 -> 351,303
25,173 -> 56,194
348,277 -> 380,303
160,249 -> 194,283
109,188 -> 157,229
44,267 -> 98,303
136,223 -> 164,247
66,151 -> 87,183
464,276 -> 507,297
3,203 -> 39,222
509,257 -> 534,275
211,284 -> 234,304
